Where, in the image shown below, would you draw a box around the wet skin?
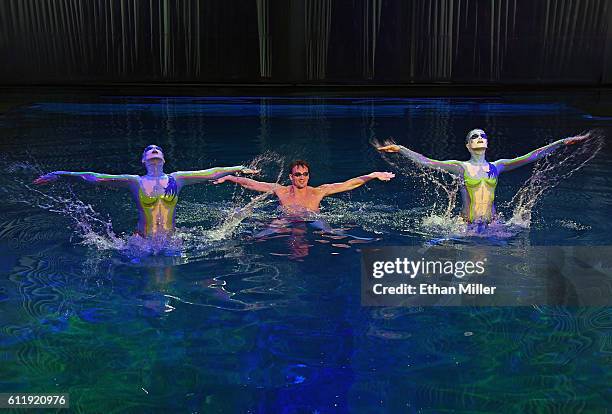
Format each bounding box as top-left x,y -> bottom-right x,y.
376,130 -> 591,223
215,164 -> 395,214
34,145 -> 255,237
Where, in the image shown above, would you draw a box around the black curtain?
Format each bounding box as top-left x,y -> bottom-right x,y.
1,0 -> 610,84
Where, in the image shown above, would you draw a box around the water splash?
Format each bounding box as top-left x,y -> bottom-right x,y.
3,154 -> 289,258
505,131 -> 605,228
380,152 -> 462,219
3,162 -> 125,250
207,151 -> 285,241
376,146 -> 464,237
122,233 -> 182,258
376,130 -> 604,238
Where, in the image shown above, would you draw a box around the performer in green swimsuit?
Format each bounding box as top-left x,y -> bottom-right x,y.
377,129 -> 591,224
34,145 -> 256,237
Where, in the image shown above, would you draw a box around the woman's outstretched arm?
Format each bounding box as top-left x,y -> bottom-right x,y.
375,139 -> 464,175
494,132 -> 590,173
172,166 -> 258,187
34,171 -> 139,188
213,175 -> 280,192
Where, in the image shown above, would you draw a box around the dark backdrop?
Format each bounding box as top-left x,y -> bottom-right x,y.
1,0 -> 611,85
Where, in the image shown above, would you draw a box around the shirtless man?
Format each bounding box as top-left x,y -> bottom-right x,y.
213,160 -> 395,214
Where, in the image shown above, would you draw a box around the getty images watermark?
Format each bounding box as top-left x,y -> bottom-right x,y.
361,246 -> 612,306
371,256 -> 493,296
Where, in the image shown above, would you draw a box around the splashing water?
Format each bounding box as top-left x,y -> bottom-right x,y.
207,151 -> 285,241
376,130 -> 605,238
4,154 -> 288,258
4,165 -> 125,250
504,130 -> 605,228
376,148 -> 465,236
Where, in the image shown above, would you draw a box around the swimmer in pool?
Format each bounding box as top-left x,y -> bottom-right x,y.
214,159 -> 395,214
376,129 -> 591,224
214,160 -> 394,241
34,144 -> 257,237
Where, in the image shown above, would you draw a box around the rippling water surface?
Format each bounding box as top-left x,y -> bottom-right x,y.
0,96 -> 611,412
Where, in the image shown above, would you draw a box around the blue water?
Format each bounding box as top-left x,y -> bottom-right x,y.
0,96 -> 611,412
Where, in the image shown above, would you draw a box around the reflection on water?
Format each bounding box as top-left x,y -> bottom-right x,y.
0,97 -> 610,412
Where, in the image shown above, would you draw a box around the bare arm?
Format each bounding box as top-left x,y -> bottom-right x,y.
172,166 -> 256,187
34,171 -> 139,188
494,132 -> 590,173
376,141 -> 464,175
213,175 -> 280,193
318,171 -> 395,196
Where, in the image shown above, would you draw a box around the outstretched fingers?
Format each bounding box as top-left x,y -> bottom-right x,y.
372,137 -> 400,152
376,171 -> 395,181
240,168 -> 260,175
373,137 -> 401,153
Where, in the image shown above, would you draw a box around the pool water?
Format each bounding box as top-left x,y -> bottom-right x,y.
0,96 -> 611,412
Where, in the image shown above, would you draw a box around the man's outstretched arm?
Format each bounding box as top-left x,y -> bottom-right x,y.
318,171 -> 395,196
214,175 -> 280,193
172,166 -> 258,187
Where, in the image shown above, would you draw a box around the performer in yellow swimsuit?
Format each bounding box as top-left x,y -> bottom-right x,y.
377,129 -> 591,224
34,145 -> 256,237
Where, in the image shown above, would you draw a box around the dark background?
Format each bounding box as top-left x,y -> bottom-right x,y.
1,0 -> 611,85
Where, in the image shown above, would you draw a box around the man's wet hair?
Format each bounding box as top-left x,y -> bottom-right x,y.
289,160 -> 310,174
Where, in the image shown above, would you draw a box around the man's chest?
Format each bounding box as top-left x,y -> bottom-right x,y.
278,188 -> 322,205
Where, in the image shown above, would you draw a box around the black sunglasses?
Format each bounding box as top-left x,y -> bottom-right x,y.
145,145 -> 163,152
291,172 -> 309,177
